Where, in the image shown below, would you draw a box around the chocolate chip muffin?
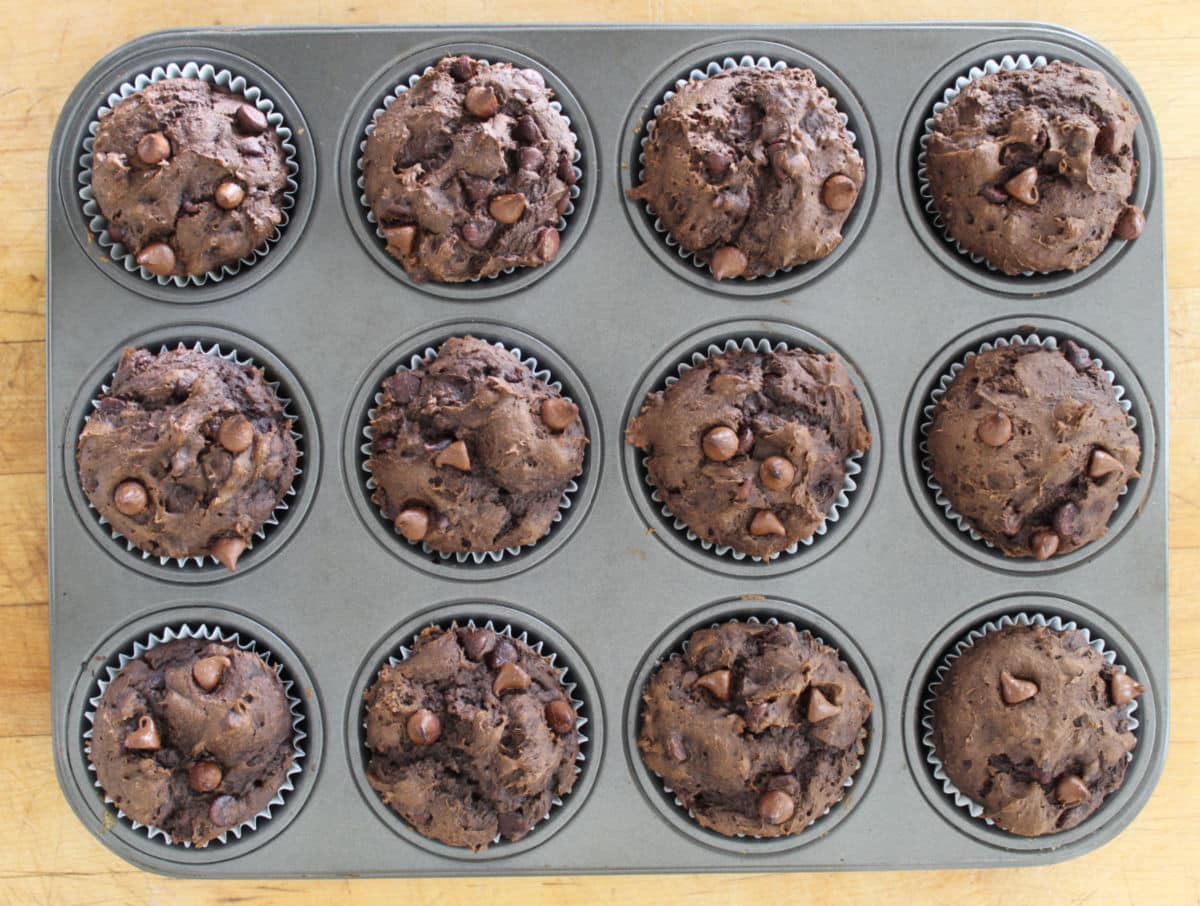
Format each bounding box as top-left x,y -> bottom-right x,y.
931,622 -> 1143,836
91,78 -> 288,278
361,55 -> 576,282
364,625 -> 582,850
926,340 -> 1140,560
626,345 -> 871,559
925,61 -> 1144,274
640,620 -> 871,838
89,637 -> 295,847
628,66 -> 863,279
367,336 -> 586,555
77,345 -> 298,571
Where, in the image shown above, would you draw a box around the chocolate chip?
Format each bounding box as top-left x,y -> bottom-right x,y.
1053,502 -> 1080,541
666,734 -> 688,762
460,175 -> 493,204
488,638 -> 518,670
694,668 -> 732,702
407,708 -> 442,745
749,510 -> 787,537
460,628 -> 495,661
113,480 -> 148,516
208,795 -> 241,827
236,138 -> 263,157
492,661 -> 531,696
383,224 -> 416,257
123,714 -> 160,751
518,146 -> 544,171
541,397 -> 577,431
188,761 -> 223,793
448,55 -> 477,82
737,427 -> 755,455
981,184 -> 1010,204
235,103 -> 268,135
1001,508 -> 1022,536
1114,205 -> 1146,240
806,688 -> 841,723
709,245 -> 747,281
489,193 -> 526,224
1062,340 -> 1092,371
462,220 -> 494,250
537,227 -> 561,262
394,506 -> 430,542
1110,671 -> 1145,706
821,173 -> 858,211
558,153 -> 576,184
433,439 -> 471,471
704,149 -> 731,182
214,181 -> 245,210
701,426 -> 739,462
758,790 -> 796,826
513,114 -> 541,144
977,412 -> 1013,446
544,700 -> 575,735
464,85 -> 498,118
759,456 -> 795,491
208,537 -> 246,572
193,655 -> 230,692
1095,121 -> 1118,155
1088,449 -> 1123,480
999,670 -> 1039,705
136,131 -> 170,165
1030,530 -> 1060,561
384,371 -> 420,406
769,142 -> 805,181
1003,166 -> 1040,205
136,242 -> 175,276
1055,775 -> 1091,806
217,415 -> 254,454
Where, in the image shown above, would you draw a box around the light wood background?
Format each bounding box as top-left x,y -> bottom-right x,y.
1,1 -> 1196,903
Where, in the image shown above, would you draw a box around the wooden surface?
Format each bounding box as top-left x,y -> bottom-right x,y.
1,1 -> 1196,903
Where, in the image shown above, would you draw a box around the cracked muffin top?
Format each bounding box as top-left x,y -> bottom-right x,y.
361,54 -> 576,283
931,623 -> 1143,836
90,78 -> 288,278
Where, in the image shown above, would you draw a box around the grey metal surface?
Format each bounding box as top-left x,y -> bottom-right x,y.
46,22 -> 1168,878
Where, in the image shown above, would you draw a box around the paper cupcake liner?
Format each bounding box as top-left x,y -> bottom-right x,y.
360,340 -> 580,564
83,341 -> 304,568
919,333 -> 1136,547
649,615 -> 866,838
917,54 -> 1056,276
640,337 -> 864,562
82,622 -> 307,847
355,57 -> 583,282
366,619 -> 588,847
636,55 -> 858,280
78,61 -> 300,287
921,611 -> 1139,825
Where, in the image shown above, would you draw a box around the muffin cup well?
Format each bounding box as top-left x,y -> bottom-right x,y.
81,340 -> 305,571
918,332 -> 1137,550
920,611 -> 1140,830
82,622 -> 307,848
78,61 -> 300,287
360,339 -> 580,565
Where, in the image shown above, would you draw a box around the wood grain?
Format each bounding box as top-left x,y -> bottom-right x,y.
0,1 -> 1196,904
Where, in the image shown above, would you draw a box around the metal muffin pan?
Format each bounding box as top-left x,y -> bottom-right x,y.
46,23 -> 1167,877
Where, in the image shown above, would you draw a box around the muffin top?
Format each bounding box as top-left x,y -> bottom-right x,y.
626,346 -> 871,559
91,78 -> 288,278
926,340 -> 1140,560
640,621 -> 872,838
367,336 -> 586,555
628,66 -> 863,279
361,54 -> 576,283
77,345 -> 298,570
931,623 -> 1142,836
925,61 -> 1144,275
364,625 -> 581,850
89,638 -> 295,847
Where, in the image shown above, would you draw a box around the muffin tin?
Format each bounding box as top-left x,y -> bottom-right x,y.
47,23 -> 1167,877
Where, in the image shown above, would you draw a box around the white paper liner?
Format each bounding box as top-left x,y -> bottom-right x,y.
640,337 -> 864,561
78,61 -> 300,287
366,619 -> 588,848
919,333 -> 1136,548
921,611 -> 1139,826
635,55 -> 859,280
83,623 -> 307,847
355,57 -> 583,282
83,341 -> 304,568
917,54 -> 1056,276
649,616 -> 866,838
361,340 -> 580,564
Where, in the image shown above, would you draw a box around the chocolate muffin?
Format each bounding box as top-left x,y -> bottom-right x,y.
364,625 -> 582,850
931,622 -> 1143,836
361,55 -> 576,283
925,340 -> 1140,560
91,78 -> 288,278
626,345 -> 871,559
89,637 -> 295,847
628,66 -> 863,279
925,61 -> 1144,275
640,620 -> 871,838
367,336 -> 586,555
77,345 -> 299,571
